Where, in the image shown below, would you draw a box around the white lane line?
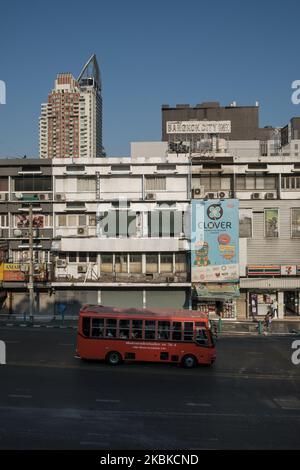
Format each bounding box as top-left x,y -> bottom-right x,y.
8,394 -> 32,399
186,403 -> 211,407
96,399 -> 120,403
80,441 -> 110,447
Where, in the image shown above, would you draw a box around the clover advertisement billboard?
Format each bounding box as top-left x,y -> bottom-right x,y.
191,199 -> 239,283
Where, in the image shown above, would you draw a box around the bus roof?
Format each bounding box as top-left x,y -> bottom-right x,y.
79,304 -> 209,321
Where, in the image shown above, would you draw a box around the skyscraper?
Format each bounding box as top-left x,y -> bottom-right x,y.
39,54 -> 103,159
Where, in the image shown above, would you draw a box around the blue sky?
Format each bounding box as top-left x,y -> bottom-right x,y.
0,0 -> 300,157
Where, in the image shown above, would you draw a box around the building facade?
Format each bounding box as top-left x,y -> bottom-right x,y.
39,55 -> 103,160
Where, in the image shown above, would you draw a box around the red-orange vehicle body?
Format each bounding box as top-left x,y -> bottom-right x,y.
76,305 -> 216,367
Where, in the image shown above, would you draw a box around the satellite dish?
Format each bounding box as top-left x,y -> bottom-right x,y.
13,229 -> 22,237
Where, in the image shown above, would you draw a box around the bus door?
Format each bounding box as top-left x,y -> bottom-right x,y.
195,322 -> 210,347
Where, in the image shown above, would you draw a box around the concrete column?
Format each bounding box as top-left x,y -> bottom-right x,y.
278,291 -> 284,319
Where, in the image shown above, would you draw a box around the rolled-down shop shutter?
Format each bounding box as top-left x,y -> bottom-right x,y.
101,290 -> 143,308
145,289 -> 188,309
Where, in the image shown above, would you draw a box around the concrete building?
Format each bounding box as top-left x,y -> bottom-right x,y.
39,55 -> 103,160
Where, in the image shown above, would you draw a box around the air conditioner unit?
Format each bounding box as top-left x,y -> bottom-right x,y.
251,193 -> 261,199
78,265 -> 87,273
192,187 -> 204,199
146,193 -> 156,200
166,276 -> 175,283
265,193 -> 275,199
218,191 -> 229,199
39,194 -> 49,201
77,227 -> 88,236
55,193 -> 66,201
207,192 -> 215,199
57,259 -> 67,268
0,194 -> 7,201
13,229 -> 22,237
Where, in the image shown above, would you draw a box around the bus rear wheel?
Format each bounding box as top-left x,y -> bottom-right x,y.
106,351 -> 122,366
182,354 -> 197,369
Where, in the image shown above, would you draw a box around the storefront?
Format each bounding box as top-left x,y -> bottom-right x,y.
249,292 -> 277,317
284,291 -> 299,316
192,284 -> 238,319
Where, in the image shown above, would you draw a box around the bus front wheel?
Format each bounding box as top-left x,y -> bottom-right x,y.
182,354 -> 197,369
106,351 -> 122,366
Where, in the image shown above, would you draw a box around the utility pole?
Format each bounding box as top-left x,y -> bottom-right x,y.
28,203 -> 34,322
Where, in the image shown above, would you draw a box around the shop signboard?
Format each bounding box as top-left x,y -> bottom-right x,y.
3,263 -> 26,282
191,199 -> 239,283
166,120 -> 231,134
193,283 -> 240,299
280,265 -> 297,276
247,265 -> 281,277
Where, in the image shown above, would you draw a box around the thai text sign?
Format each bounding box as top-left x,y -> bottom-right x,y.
191,199 -> 239,282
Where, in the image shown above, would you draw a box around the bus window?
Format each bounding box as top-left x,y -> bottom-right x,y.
145,320 -> 156,340
119,319 -> 130,339
91,318 -> 104,337
184,322 -> 194,341
196,328 -> 208,346
158,321 -> 170,340
82,317 -> 91,337
172,321 -> 182,341
132,320 -> 143,339
105,318 -> 117,338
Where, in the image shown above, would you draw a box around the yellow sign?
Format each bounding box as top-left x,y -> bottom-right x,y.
4,263 -> 21,271
0,263 -> 3,281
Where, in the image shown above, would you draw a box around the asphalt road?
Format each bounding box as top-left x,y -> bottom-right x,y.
0,327 -> 299,450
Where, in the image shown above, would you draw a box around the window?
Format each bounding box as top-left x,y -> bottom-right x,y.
148,210 -> 182,237
239,209 -> 253,238
69,252 -> 77,262
115,254 -> 128,273
291,209 -> 300,238
14,176 -> 52,192
0,215 -> 8,227
0,177 -> 8,192
89,252 -> 97,262
119,320 -> 130,339
78,215 -> 86,226
79,253 -> 87,263
67,215 -> 77,227
175,253 -> 186,272
58,253 -> 67,260
77,177 -> 96,192
146,254 -> 158,273
172,322 -> 182,341
82,317 -> 91,337
66,165 -> 85,172
282,176 -> 300,190
132,320 -> 143,339
160,254 -> 173,273
101,254 -> 113,273
145,320 -> 156,340
130,254 -> 142,273
145,176 -> 166,191
88,214 -> 96,226
111,164 -> 131,172
91,318 -> 103,337
184,322 -> 194,341
157,321 -> 170,340
236,175 -> 277,190
265,209 -> 279,238
105,318 -> 117,338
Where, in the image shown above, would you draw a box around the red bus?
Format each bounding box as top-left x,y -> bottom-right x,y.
76,305 -> 216,368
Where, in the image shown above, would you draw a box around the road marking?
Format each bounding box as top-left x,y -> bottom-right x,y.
8,394 -> 32,399
96,399 -> 120,403
80,441 -> 110,447
186,403 -> 211,407
273,397 -> 300,410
